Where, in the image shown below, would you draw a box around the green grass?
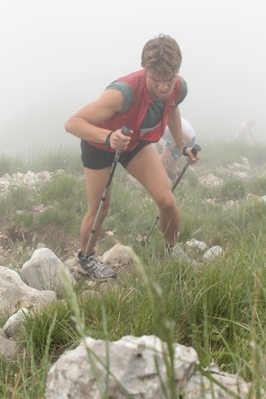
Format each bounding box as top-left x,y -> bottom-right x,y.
0,145 -> 83,176
1,141 -> 266,397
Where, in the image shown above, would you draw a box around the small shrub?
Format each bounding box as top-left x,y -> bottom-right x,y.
37,207 -> 79,234
40,173 -> 81,203
11,211 -> 34,229
247,176 -> 266,196
220,178 -> 246,201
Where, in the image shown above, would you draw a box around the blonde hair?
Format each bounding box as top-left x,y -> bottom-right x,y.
141,34 -> 182,76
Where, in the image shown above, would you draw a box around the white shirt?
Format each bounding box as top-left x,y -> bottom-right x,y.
236,121 -> 249,139
163,117 -> 195,144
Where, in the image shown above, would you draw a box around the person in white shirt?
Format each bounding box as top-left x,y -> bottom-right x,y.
156,117 -> 196,181
236,119 -> 257,142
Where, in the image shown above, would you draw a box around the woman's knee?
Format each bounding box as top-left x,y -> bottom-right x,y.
157,193 -> 176,212
99,206 -> 110,220
86,202 -> 110,221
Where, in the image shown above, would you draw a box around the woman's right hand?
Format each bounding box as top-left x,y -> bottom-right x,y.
110,128 -> 132,151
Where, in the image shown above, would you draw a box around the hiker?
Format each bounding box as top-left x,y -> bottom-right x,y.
155,117 -> 196,182
235,119 -> 257,142
65,34 -> 200,281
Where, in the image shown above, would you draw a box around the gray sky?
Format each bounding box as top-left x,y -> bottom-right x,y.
1,0 -> 265,152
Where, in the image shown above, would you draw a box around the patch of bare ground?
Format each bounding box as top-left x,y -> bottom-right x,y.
0,219 -> 133,285
0,218 -> 80,263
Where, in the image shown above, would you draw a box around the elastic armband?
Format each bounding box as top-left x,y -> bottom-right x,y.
105,131 -> 114,148
183,146 -> 188,156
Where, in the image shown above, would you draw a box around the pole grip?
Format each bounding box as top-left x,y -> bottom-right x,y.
192,144 -> 201,156
183,144 -> 201,157
121,126 -> 131,136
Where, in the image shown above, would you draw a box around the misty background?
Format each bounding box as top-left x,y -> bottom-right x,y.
1,0 -> 265,155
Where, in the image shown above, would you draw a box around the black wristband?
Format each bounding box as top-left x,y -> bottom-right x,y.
183,146 -> 188,156
105,131 -> 114,148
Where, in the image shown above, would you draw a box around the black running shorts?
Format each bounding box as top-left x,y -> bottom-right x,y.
81,140 -> 151,170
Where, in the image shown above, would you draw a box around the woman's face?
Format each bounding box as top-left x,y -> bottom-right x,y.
146,70 -> 178,101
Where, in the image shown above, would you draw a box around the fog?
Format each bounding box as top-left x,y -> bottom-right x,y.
1,0 -> 265,155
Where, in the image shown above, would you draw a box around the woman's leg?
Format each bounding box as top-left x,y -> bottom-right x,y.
81,166 -> 112,256
126,145 -> 180,246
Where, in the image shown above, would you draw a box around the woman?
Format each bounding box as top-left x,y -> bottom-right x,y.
65,34 -> 200,281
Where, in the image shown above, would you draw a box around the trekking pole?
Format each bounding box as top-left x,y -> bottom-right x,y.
145,144 -> 201,244
83,126 -> 131,259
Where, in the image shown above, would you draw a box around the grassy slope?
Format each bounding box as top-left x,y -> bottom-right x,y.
0,140 -> 266,398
